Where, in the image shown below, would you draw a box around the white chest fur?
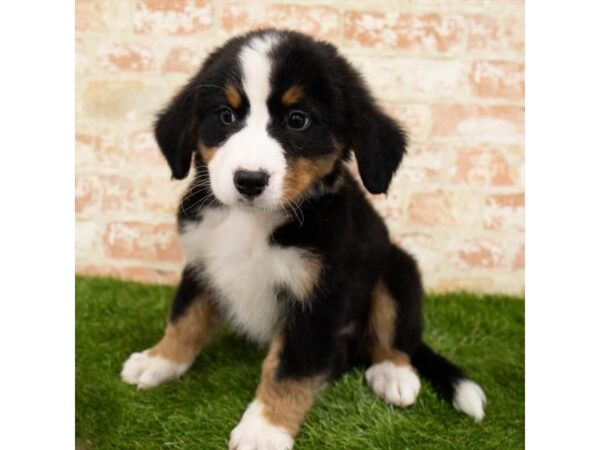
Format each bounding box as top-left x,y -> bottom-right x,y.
179,207 -> 315,344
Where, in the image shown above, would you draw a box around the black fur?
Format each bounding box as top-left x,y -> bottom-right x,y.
155,36 -> 247,179
385,245 -> 424,355
169,265 -> 205,322
271,172 -> 390,381
332,54 -> 409,194
412,343 -> 467,402
154,29 -> 481,418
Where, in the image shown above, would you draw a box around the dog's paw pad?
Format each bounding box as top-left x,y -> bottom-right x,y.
229,400 -> 294,450
120,350 -> 189,389
366,361 -> 421,407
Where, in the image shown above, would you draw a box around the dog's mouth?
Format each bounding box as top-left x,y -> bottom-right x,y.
235,196 -> 266,209
233,196 -> 290,214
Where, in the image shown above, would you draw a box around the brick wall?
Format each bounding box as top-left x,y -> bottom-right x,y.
75,0 -> 524,294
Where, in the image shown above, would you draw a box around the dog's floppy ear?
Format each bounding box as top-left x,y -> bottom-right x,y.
341,64 -> 408,194
351,104 -> 408,194
154,82 -> 199,180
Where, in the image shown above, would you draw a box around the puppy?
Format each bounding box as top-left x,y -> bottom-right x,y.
121,29 -> 486,450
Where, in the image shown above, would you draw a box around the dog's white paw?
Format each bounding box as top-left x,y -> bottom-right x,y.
229,400 -> 294,450
366,361 -> 421,407
120,350 -> 190,389
452,379 -> 486,423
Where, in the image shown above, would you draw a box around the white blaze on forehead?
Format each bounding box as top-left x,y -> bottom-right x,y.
240,34 -> 280,129
208,33 -> 287,208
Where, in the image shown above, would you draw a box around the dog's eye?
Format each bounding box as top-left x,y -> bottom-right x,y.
287,110 -> 310,131
219,107 -> 236,125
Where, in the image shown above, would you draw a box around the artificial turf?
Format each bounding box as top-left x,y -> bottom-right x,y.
76,276 -> 524,450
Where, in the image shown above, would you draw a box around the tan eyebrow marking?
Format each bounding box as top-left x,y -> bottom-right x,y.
282,85 -> 303,106
224,84 -> 241,109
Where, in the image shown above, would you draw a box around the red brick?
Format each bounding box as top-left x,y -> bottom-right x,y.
134,0 -> 212,35
352,57 -> 469,101
75,175 -> 100,214
97,173 -> 183,215
98,175 -> 136,213
135,176 -> 185,215
433,105 -> 524,143
512,244 -> 525,270
220,4 -> 339,41
407,190 -> 482,227
162,45 -> 208,74
395,233 -> 441,273
76,220 -> 102,258
488,193 -> 525,208
452,148 -> 515,186
128,129 -> 165,167
448,238 -> 507,269
470,61 -> 524,99
504,9 -> 525,53
398,145 -> 447,183
408,191 -> 454,226
76,0 -> 132,31
80,81 -> 167,123
383,104 -> 431,142
466,10 -> 524,53
76,131 -> 125,168
77,265 -> 180,285
99,42 -> 155,73
484,193 -> 525,230
466,14 -> 500,52
344,11 -> 464,52
369,188 -> 405,223
103,222 -> 182,262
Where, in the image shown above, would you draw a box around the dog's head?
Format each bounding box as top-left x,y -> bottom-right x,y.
155,30 -> 407,209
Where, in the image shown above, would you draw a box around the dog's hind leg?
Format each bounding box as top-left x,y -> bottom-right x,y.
365,252 -> 423,407
121,265 -> 221,389
372,245 -> 487,421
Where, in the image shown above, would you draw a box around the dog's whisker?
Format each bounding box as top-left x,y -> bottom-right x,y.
282,194 -> 305,226
283,200 -> 300,225
181,180 -> 213,201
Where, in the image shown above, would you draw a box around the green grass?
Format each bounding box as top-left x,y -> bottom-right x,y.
76,276 -> 524,450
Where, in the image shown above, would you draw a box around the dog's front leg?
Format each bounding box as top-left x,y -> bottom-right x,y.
121,265 -> 221,388
229,330 -> 329,450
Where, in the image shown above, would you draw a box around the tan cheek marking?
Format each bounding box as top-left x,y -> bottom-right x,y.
199,144 -> 217,164
283,155 -> 337,202
148,295 -> 221,364
282,85 -> 303,106
224,84 -> 241,109
368,281 -> 412,367
256,333 -> 326,436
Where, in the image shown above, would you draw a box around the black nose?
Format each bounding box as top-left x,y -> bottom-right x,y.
233,170 -> 270,199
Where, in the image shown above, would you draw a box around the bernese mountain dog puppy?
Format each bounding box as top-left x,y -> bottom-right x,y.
121,29 -> 486,450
